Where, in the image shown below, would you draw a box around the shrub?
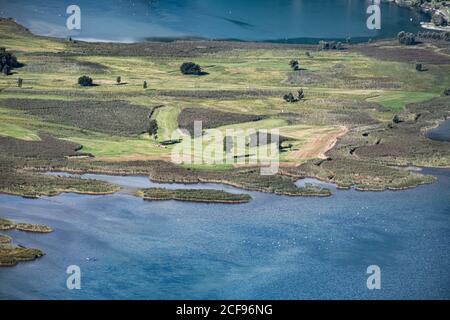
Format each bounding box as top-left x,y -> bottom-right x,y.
116,76 -> 121,84
393,115 -> 401,124
143,80 -> 147,89
180,62 -> 202,75
442,88 -> 450,96
78,75 -> 93,87
17,78 -> 23,88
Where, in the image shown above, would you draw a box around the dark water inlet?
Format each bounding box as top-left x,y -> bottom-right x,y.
426,119 -> 450,142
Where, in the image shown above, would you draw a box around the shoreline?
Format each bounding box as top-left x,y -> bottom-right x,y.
0,14 -> 426,46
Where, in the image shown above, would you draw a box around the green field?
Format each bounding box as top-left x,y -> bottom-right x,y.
1,18 -> 449,195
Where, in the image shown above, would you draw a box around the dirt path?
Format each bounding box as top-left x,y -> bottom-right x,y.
287,126 -> 348,160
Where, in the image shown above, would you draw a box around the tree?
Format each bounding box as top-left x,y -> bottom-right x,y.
116,76 -> 121,84
297,88 -> 305,100
17,78 -> 23,88
0,47 -> 21,76
180,62 -> 202,75
415,63 -> 423,72
78,75 -> 93,86
143,80 -> 147,89
148,119 -> 158,138
289,60 -> 300,71
283,92 -> 296,103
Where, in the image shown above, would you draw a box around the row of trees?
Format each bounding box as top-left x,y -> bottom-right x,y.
398,31 -> 416,45
417,30 -> 450,42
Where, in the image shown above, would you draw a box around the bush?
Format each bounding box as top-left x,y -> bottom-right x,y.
143,80 -> 147,89
442,88 -> 450,96
180,62 -> 202,75
0,48 -> 21,76
78,75 -> 93,87
116,76 -> 121,84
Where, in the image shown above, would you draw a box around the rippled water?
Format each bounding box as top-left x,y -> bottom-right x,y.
0,169 -> 449,299
0,0 -> 428,42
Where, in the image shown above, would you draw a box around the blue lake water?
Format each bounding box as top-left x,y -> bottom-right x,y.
0,0 -> 428,42
0,168 -> 449,299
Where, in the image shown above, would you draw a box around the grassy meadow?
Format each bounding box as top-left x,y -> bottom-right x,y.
0,18 -> 449,193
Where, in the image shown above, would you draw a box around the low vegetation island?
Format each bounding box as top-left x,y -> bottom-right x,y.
0,217 -> 52,267
137,188 -> 252,204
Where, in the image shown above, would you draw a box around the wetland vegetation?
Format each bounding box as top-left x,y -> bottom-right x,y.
0,217 -> 52,267
0,18 -> 449,201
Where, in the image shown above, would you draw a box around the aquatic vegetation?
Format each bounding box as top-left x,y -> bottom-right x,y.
137,188 -> 252,203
